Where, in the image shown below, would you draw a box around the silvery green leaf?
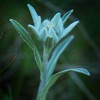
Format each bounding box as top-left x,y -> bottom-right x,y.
37,16 -> 41,30
40,27 -> 48,42
41,68 -> 90,99
40,20 -> 50,30
27,4 -> 41,30
10,19 -> 43,75
62,9 -> 73,24
28,24 -> 40,39
51,13 -> 61,26
42,20 -> 49,27
57,18 -> 63,34
27,4 -> 38,25
49,28 -> 58,43
46,35 -> 74,81
60,21 -> 79,39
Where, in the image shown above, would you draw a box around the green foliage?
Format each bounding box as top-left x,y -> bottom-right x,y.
62,10 -> 73,24
39,68 -> 90,100
9,19 -> 43,78
46,35 -> 74,81
10,4 -> 90,100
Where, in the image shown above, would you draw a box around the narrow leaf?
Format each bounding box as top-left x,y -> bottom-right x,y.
27,4 -> 38,26
47,68 -> 90,89
49,28 -> 58,43
60,21 -> 79,39
51,13 -> 61,25
54,18 -> 63,36
10,19 -> 43,73
40,27 -> 48,42
57,18 -> 63,34
46,35 -> 74,81
27,4 -> 41,30
62,10 -> 73,24
40,68 -> 90,99
28,24 -> 40,39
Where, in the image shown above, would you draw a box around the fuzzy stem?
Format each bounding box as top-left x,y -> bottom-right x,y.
36,44 -> 49,100
36,79 -> 46,100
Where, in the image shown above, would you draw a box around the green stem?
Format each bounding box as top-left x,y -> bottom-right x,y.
36,44 -> 49,100
36,79 -> 46,100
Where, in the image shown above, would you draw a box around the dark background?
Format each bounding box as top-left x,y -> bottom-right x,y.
0,0 -> 100,100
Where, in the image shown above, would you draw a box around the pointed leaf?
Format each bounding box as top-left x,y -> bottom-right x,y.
54,18 -> 63,36
49,28 -> 58,43
57,18 -> 63,34
62,10 -> 73,24
40,27 -> 48,42
46,35 -> 74,81
10,19 -> 43,73
51,13 -> 61,25
42,19 -> 49,27
60,21 -> 79,39
27,4 -> 38,25
37,16 -> 41,30
27,4 -> 41,30
40,68 -> 90,99
28,24 -> 40,39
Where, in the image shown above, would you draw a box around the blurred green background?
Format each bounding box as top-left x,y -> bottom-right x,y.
0,0 -> 100,100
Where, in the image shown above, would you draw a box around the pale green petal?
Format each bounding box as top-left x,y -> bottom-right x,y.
37,16 -> 41,30
28,24 -> 40,39
62,10 -> 73,24
51,13 -> 61,26
27,4 -> 41,30
49,28 -> 58,43
57,18 -> 63,34
40,27 -> 48,42
60,21 -> 79,39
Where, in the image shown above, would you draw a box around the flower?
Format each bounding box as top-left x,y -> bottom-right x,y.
10,4 -> 90,100
27,4 -> 79,45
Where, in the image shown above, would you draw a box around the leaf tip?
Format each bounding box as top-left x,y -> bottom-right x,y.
86,71 -> 90,76
28,24 -> 32,27
80,68 -> 90,76
70,9 -> 74,13
9,19 -> 13,22
27,4 -> 31,7
75,20 -> 79,25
